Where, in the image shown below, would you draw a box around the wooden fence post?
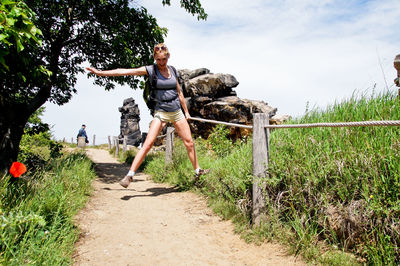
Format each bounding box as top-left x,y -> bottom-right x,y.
123,136 -> 128,153
92,134 -> 96,146
71,137 -> 73,144
252,113 -> 270,226
165,127 -> 174,164
394,54 -> 400,98
108,136 -> 112,149
114,136 -> 120,156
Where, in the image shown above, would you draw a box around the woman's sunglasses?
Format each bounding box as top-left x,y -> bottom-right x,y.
154,46 -> 167,52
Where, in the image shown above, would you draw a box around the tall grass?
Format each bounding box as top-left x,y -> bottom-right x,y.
0,152 -> 96,265
269,89 -> 400,264
144,89 -> 400,264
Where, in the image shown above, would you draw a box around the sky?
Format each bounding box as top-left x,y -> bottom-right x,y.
43,0 -> 400,144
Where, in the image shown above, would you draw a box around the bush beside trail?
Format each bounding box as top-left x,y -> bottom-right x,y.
1,151 -> 96,265
0,109 -> 97,265
144,89 -> 400,265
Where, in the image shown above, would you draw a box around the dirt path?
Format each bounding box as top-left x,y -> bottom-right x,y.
73,148 -> 304,266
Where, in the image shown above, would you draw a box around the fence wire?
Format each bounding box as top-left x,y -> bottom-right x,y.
189,117 -> 400,130
189,117 -> 253,129
263,120 -> 400,129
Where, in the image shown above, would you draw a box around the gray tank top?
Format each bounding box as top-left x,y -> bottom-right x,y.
145,65 -> 180,112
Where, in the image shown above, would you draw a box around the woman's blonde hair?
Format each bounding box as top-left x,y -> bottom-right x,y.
153,43 -> 170,58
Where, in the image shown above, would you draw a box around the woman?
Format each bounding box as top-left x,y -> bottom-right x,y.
86,43 -> 208,188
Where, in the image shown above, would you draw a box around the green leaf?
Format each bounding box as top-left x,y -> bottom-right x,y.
0,13 -> 6,24
39,65 -> 52,77
0,33 -> 8,42
6,17 -> 16,26
1,0 -> 15,5
0,56 -> 10,71
16,38 -> 24,52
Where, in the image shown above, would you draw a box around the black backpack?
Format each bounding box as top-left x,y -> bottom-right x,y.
143,64 -> 178,116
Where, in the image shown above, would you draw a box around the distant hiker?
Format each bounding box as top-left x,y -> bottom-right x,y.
77,124 -> 89,144
85,43 -> 209,188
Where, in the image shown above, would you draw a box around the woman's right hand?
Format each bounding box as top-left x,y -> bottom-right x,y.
85,67 -> 101,76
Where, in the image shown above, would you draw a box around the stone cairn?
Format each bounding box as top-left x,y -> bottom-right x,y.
178,68 -> 290,140
118,97 -> 142,146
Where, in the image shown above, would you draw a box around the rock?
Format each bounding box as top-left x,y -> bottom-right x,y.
183,73 -> 239,98
176,68 -> 290,139
189,96 -> 277,139
270,114 -> 292,125
118,98 -> 141,146
178,68 -> 210,81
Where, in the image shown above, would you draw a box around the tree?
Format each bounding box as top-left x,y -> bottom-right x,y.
0,0 -> 49,173
0,0 -> 207,173
24,107 -> 50,135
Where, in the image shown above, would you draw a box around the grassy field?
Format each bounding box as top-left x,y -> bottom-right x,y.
143,89 -> 400,265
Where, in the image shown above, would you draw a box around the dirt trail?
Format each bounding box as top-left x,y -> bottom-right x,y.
74,148 -> 304,266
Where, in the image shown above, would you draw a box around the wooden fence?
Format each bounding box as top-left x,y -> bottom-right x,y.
182,115 -> 400,225
108,135 -> 129,156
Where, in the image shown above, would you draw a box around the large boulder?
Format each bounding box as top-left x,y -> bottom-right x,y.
178,68 -> 285,139
190,96 -> 277,139
178,68 -> 210,81
181,73 -> 238,98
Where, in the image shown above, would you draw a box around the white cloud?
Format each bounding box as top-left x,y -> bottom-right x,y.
44,0 -> 400,143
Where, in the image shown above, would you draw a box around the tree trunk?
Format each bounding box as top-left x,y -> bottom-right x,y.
0,104 -> 30,175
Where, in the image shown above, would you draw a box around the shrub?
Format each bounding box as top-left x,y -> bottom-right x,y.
0,151 -> 96,264
18,107 -> 63,172
18,132 -> 63,171
207,125 -> 238,157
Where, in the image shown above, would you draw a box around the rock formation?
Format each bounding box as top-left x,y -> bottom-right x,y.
178,68 -> 289,139
118,98 -> 142,146
119,68 -> 290,143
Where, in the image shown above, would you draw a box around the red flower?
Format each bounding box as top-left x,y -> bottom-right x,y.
9,162 -> 27,178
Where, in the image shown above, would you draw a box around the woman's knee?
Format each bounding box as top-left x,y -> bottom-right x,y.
183,138 -> 194,149
141,141 -> 154,153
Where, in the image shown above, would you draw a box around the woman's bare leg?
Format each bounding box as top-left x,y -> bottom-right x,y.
173,118 -> 199,170
129,118 -> 166,172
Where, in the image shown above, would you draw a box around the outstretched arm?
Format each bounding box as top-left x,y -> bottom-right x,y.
85,66 -> 148,76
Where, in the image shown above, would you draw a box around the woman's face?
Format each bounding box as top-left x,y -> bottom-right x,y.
154,53 -> 169,68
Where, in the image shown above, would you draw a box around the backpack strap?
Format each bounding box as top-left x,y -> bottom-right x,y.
150,64 -> 158,90
169,65 -> 178,80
